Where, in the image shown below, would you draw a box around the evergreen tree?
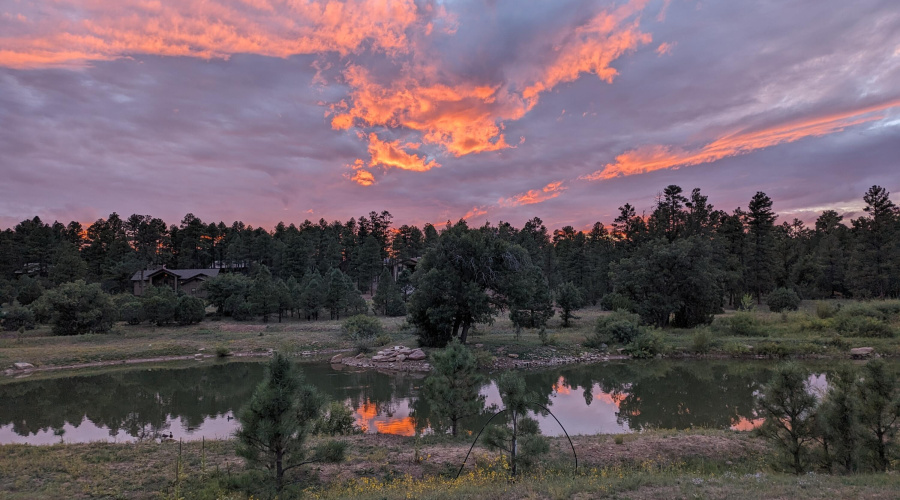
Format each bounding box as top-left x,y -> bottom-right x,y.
818,368 -> 861,473
857,360 -> 900,471
372,268 -> 405,316
249,266 -> 279,323
236,353 -> 345,491
849,186 -> 898,298
324,268 -> 349,320
756,363 -> 818,474
555,282 -> 585,327
422,340 -> 486,436
483,371 -> 548,476
300,270 -> 325,321
745,192 -> 778,303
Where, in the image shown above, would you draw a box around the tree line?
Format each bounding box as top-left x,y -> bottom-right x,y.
1,186 -> 899,340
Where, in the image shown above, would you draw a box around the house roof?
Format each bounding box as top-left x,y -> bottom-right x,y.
130,268 -> 221,281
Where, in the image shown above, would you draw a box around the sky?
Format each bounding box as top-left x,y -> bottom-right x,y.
1,0 -> 898,231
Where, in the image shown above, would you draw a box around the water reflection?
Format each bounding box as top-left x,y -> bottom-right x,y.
0,359 -> 871,445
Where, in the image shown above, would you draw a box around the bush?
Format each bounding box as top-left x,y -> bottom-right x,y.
849,317 -> 894,338
691,328 -> 714,354
142,286 -> 178,326
815,301 -> 839,319
113,294 -> 145,325
766,288 -> 801,313
176,295 -> 206,325
591,311 -> 643,346
342,315 -> 383,353
624,330 -> 666,359
315,401 -> 359,436
599,292 -> 634,312
1,304 -> 35,331
718,312 -> 766,337
215,346 -> 231,357
41,280 -> 116,335
723,341 -> 751,357
755,341 -> 791,358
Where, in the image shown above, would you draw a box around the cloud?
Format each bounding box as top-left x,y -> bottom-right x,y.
655,41 -> 675,56
0,0 -> 422,69
499,181 -> 567,207
583,98 -> 900,180
366,133 -> 439,172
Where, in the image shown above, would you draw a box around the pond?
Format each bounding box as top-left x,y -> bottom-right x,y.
0,359 -> 855,445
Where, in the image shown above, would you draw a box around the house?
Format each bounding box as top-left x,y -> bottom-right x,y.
130,267 -> 220,297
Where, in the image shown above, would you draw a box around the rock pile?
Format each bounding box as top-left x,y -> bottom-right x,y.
371,346 -> 427,363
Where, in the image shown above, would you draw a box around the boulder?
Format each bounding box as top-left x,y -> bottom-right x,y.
330,354 -> 344,363
850,347 -> 875,358
13,362 -> 34,370
355,353 -> 365,359
407,349 -> 427,361
508,353 -> 519,359
396,354 -> 407,362
372,355 -> 388,362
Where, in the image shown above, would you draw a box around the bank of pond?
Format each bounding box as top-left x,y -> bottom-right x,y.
1,358 -> 876,445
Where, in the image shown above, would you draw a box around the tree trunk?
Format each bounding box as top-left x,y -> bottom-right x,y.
275,449 -> 285,491
460,322 -> 471,344
511,410 -> 518,477
451,418 -> 458,437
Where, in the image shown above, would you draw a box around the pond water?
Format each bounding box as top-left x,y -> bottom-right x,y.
0,359 -> 855,445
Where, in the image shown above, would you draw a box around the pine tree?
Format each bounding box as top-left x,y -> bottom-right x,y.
756,363 -> 818,474
422,340 -> 486,436
849,186 -> 898,298
300,270 -> 324,320
372,268 -> 405,316
555,282 -> 585,327
483,372 -> 548,476
745,192 -> 778,303
857,360 -> 900,471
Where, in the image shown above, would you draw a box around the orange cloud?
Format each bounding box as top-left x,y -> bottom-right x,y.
656,41 -> 675,56
583,98 -> 900,180
521,0 -> 652,107
347,169 -> 375,186
367,133 -> 439,172
0,0 -> 421,69
499,181 -> 567,207
462,206 -> 489,220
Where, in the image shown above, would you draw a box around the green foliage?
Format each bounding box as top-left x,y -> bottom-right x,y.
756,363 -> 819,474
599,292 -> 634,312
766,287 -> 801,313
815,301 -> 839,319
610,236 -> 722,328
142,285 -> 179,326
235,353 -> 345,491
1,303 -> 35,331
372,269 -> 406,317
49,242 -> 88,285
112,294 -> 145,325
739,293 -> 755,312
624,330 -> 666,359
423,339 -> 486,436
555,282 -> 585,327
587,311 -> 644,347
315,401 -> 359,436
202,273 -> 252,318
818,368 -> 861,473
15,276 -> 44,306
507,266 -> 555,330
482,371 -> 548,475
690,328 -> 714,354
40,280 -> 116,335
300,270 -> 324,320
856,360 -> 900,471
176,295 -> 206,325
249,266 -> 279,323
342,314 -> 383,353
717,312 -> 766,337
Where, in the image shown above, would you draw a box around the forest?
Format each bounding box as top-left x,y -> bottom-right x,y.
1,184 -> 898,345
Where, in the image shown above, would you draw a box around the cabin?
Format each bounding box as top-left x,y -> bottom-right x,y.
130,267 -> 220,297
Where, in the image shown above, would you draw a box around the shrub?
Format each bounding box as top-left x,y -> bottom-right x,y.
850,317 -> 894,338
599,292 -> 634,312
739,293 -> 755,312
175,295 -> 206,325
592,311 -> 643,344
142,286 -> 178,326
113,294 -> 145,325
766,288 -> 801,313
723,341 -> 751,357
374,333 -> 393,347
215,346 -> 231,357
342,314 -> 383,353
755,341 -> 791,358
41,280 -> 116,335
315,401 -> 359,436
815,301 -> 839,319
720,312 -> 766,337
624,330 -> 666,359
1,304 -> 35,331
691,328 -> 714,354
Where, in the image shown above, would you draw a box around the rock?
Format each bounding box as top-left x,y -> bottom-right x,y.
330,354 -> 344,363
851,347 -> 875,358
407,349 -> 427,361
475,344 -> 484,348
396,354 -> 407,362
198,348 -> 206,352
13,362 -> 34,370
372,355 -> 388,362
508,353 -> 519,359
616,348 -> 625,354
355,353 -> 365,359
399,348 -> 413,355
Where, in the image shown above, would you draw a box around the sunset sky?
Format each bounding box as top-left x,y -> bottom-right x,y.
1,0 -> 898,230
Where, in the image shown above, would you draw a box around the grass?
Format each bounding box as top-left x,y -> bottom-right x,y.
1,430 -> 897,499
2,299 -> 899,374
